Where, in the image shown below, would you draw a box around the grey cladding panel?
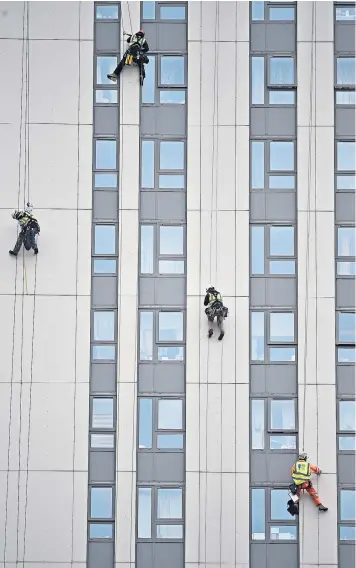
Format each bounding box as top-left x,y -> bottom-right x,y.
250,278 -> 296,307
137,543 -> 184,568
93,191 -> 118,220
250,365 -> 297,395
335,24 -> 356,53
251,108 -> 296,137
339,544 -> 355,568
141,106 -> 186,137
137,452 -> 184,483
140,277 -> 186,306
251,24 -> 266,52
95,22 -> 120,52
137,543 -> 153,568
266,24 -> 296,52
250,193 -> 266,221
140,192 -> 186,221
92,276 -> 118,307
91,363 -> 116,393
338,454 -> 355,484
143,23 -> 187,51
337,365 -> 356,395
336,278 -> 356,309
94,106 -> 119,136
336,109 -> 356,137
89,451 -> 115,483
251,453 -> 296,483
266,193 -> 296,222
251,544 -> 267,568
138,363 -> 185,394
267,544 -> 298,568
336,192 -> 356,223
250,108 -> 266,136
88,542 -> 114,568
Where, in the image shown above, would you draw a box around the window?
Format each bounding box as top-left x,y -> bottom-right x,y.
270,435 -> 296,450
337,141 -> 356,172
270,141 -> 294,171
90,487 -> 113,519
160,226 -> 184,255
251,57 -> 265,105
338,347 -> 356,363
340,525 -> 356,541
269,347 -> 296,362
157,488 -> 182,519
158,346 -> 184,361
91,434 -> 115,449
139,398 -> 153,449
95,90 -> 118,104
336,57 -> 356,87
251,1 -> 264,20
158,399 -> 183,430
271,490 -> 290,520
270,526 -> 297,541
159,174 -> 185,189
269,175 -> 295,190
89,523 -> 113,539
141,140 -> 155,188
158,312 -> 184,342
95,173 -> 118,188
160,91 -> 186,104
160,56 -> 185,86
93,311 -> 115,341
92,345 -> 115,360
140,311 -> 153,361
340,490 -> 356,521
270,226 -> 294,256
336,91 -> 356,105
160,141 -> 184,170
270,400 -> 295,430
160,5 -> 186,19
157,434 -> 184,449
157,525 -> 183,538
251,141 -> 265,189
339,436 -> 356,451
93,259 -> 116,275
251,226 -> 265,274
142,56 -> 156,104
252,489 -> 265,540
92,398 -> 114,429
337,175 -> 356,190
269,91 -> 295,105
338,227 -> 356,257
138,488 -> 152,538
252,399 -> 265,449
142,1 -> 155,19
140,226 -> 154,274
338,313 -> 356,343
96,140 -> 117,170
95,5 -> 119,19
159,261 -> 185,275
336,6 -> 356,21
270,312 -> 295,342
97,56 -> 117,85
339,401 -> 356,432
269,57 -> 295,86
251,312 -> 265,361
269,6 -> 295,21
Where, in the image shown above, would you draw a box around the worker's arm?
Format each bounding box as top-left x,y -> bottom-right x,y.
142,40 -> 149,52
310,464 -> 321,474
290,463 -> 295,476
126,35 -> 132,43
204,294 -> 210,306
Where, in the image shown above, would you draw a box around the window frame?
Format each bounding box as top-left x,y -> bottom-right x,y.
94,138 -> 118,171
92,309 -> 117,343
89,485 -> 115,521
339,488 -> 356,534
139,310 -> 185,364
93,223 -> 118,257
336,140 -> 356,173
250,139 -> 297,192
88,521 -> 115,542
137,485 -> 185,542
268,311 -> 296,345
94,88 -> 119,106
250,310 -> 297,364
158,54 -> 187,88
251,397 -> 298,451
337,311 -> 356,345
92,257 -> 118,276
142,54 -> 187,107
267,55 -> 296,89
157,310 -> 185,344
335,5 -> 356,23
138,396 -> 185,452
338,399 -> 356,433
250,56 -> 297,107
140,223 -> 186,276
95,55 -> 119,86
141,138 -> 186,191
336,225 -> 356,278
95,4 -> 120,21
335,56 -> 356,90
250,486 -> 298,543
141,1 -> 188,22
267,4 -> 296,22
250,224 -> 297,277
90,395 -> 116,434
268,139 -> 296,173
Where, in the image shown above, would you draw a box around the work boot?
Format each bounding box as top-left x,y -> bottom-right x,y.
208,329 -> 213,338
34,247 -> 38,254
107,73 -> 118,82
218,331 -> 225,341
318,504 -> 328,512
9,250 -> 17,256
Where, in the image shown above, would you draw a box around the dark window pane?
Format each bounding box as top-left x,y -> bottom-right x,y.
160,6 -> 186,19
92,398 -> 114,429
338,347 -> 356,363
157,488 -> 182,519
89,523 -> 113,539
338,227 -> 356,257
138,487 -> 152,538
338,313 -> 356,343
94,173 -> 118,188
251,141 -> 265,189
142,140 -> 155,188
270,313 -> 295,342
251,1 -> 264,20
93,311 -> 115,341
159,312 -> 183,341
270,261 -> 296,275
270,435 -> 296,450
140,312 -> 153,361
270,141 -> 294,171
337,57 -> 356,85
270,58 -> 294,85
96,140 -> 117,170
97,56 -> 117,84
252,399 -> 265,449
339,436 -> 356,451
252,488 -> 265,540
337,142 -> 356,171
270,400 -> 295,430
269,347 -> 296,362
142,1 -> 155,19
95,90 -> 118,103
269,91 -> 295,105
270,526 -> 297,540
269,7 -> 295,20
142,56 -> 156,103
139,398 -> 153,449
251,312 -> 265,362
93,259 -> 116,274
251,57 -> 265,104
271,490 -> 290,520
92,345 -> 115,360
269,175 -> 295,190
91,487 -> 113,518
157,434 -> 184,449
160,90 -> 186,104
336,7 -> 356,21
270,226 -> 294,256
96,5 -> 119,19
158,346 -> 184,361
158,399 -> 183,429
161,57 -> 185,85
251,226 -> 265,274
160,141 -> 184,170
340,401 -> 356,432
159,174 -> 185,189
340,490 -> 356,521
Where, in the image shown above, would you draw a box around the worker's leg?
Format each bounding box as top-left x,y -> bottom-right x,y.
107,55 -> 126,81
306,482 -> 321,505
207,314 -> 214,338
294,482 -> 308,503
217,314 -> 225,340
9,231 -> 25,256
28,228 -> 38,254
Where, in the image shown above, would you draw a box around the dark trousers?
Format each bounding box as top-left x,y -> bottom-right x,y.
12,228 -> 38,254
114,49 -> 146,79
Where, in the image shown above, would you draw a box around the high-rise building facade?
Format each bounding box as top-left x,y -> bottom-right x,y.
0,2 -> 355,568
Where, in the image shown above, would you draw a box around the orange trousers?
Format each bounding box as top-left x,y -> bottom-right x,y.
295,481 -> 321,505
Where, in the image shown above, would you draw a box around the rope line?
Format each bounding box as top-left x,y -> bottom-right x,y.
126,0 -> 133,35
3,2 -> 27,563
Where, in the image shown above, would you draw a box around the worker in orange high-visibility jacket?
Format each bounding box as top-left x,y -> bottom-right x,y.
290,453 -> 328,512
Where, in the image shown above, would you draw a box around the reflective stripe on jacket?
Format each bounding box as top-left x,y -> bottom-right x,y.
291,460 -> 321,485
129,34 -> 145,48
209,292 -> 222,305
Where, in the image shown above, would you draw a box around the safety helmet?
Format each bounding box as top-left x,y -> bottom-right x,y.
136,29 -> 145,37
12,210 -> 19,219
25,202 -> 33,214
206,286 -> 215,293
298,452 -> 308,461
